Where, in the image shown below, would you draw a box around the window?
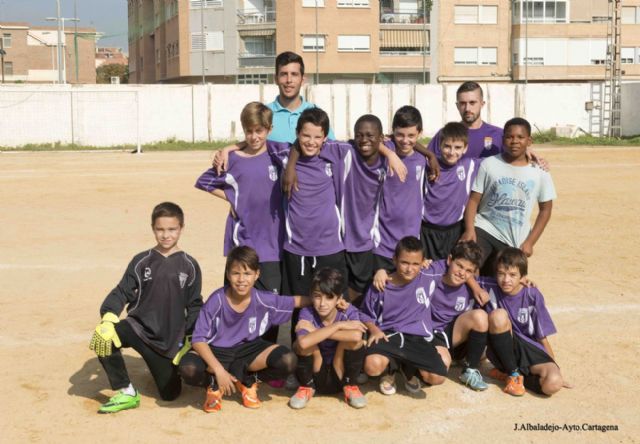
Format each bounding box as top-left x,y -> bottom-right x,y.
243,37 -> 275,56
3,61 -> 12,75
238,73 -> 270,84
191,32 -> 224,51
190,0 -> 222,8
337,0 -> 369,7
621,6 -> 638,24
302,35 -> 325,52
621,47 -> 635,64
454,47 -> 496,65
302,0 -> 324,7
513,0 -> 566,24
338,35 -> 370,52
454,5 -> 497,24
2,33 -> 11,48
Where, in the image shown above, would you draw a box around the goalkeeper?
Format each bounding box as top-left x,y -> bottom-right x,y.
89,202 -> 203,413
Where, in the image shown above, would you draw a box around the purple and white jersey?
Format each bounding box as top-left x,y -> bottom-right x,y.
195,151 -> 284,262
374,141 -> 426,259
428,122 -> 503,160
268,140 -> 349,256
296,304 -> 363,364
427,260 -> 478,331
192,287 -> 295,348
341,142 -> 386,253
423,157 -> 478,227
479,278 -> 556,353
360,268 -> 441,339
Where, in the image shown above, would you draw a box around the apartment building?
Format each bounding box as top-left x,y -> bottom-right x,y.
0,22 -> 97,83
127,0 -> 638,84
95,47 -> 129,68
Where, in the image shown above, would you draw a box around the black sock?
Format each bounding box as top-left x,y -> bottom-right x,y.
295,354 -> 316,388
342,347 -> 365,385
241,372 -> 258,387
386,357 -> 398,374
488,332 -> 518,374
258,346 -> 298,382
524,374 -> 544,394
209,374 -> 219,391
465,330 -> 488,369
400,362 -> 418,379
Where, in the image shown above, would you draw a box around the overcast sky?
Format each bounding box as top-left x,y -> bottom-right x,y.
0,0 -> 128,51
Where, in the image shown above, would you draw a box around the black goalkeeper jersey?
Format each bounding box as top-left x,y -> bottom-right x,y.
100,249 -> 203,358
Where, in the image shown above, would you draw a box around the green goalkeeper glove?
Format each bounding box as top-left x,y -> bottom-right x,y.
89,312 -> 122,357
172,335 -> 192,365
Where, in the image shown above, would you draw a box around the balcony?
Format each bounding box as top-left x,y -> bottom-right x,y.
237,8 -> 275,25
238,53 -> 276,68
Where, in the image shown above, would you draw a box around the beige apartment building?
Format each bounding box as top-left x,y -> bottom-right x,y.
0,22 -> 97,84
127,0 -> 640,84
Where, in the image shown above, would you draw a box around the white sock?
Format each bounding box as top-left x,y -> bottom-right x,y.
121,383 -> 136,396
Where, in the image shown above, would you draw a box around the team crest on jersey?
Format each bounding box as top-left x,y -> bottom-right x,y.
455,296 -> 466,311
143,267 -> 152,281
416,165 -> 423,181
484,137 -> 493,150
416,287 -> 429,307
259,313 -> 270,336
456,165 -> 466,181
248,317 -> 257,334
324,163 -> 333,177
178,272 -> 188,289
517,308 -> 529,324
268,165 -> 278,182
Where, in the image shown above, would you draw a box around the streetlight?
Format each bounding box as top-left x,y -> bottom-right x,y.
46,1 -> 79,84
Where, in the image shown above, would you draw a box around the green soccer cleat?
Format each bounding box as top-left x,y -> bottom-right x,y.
98,390 -> 141,414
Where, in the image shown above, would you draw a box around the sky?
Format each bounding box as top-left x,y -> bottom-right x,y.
0,0 -> 128,51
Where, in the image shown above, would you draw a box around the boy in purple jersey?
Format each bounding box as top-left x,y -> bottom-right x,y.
179,246 -> 311,411
461,118 -> 556,273
373,106 -> 439,279
481,248 -> 569,396
89,202 -> 203,414
289,268 -> 368,409
428,241 -> 489,391
422,122 -> 478,260
361,236 -> 448,396
195,102 -> 283,343
281,112 -> 408,304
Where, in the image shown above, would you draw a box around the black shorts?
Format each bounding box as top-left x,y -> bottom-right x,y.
366,331 -> 448,376
210,338 -> 275,381
421,220 -> 464,261
255,261 -> 282,295
282,250 -> 347,296
432,321 -> 467,361
313,362 -> 342,395
475,227 -> 510,276
373,254 -> 394,273
487,334 -> 555,376
345,250 -> 374,293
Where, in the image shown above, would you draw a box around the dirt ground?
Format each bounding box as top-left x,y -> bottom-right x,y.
1,147 -> 639,443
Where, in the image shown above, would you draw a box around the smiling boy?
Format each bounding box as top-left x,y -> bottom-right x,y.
461,117 -> 556,270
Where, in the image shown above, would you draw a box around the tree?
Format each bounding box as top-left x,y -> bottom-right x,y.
96,63 -> 129,84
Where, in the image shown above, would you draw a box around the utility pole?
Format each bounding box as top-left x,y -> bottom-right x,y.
200,0 -> 205,84
0,36 -> 5,84
74,0 -> 79,82
315,0 -> 319,85
46,1 -> 79,84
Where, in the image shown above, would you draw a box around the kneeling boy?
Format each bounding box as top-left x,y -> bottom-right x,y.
361,236 -> 447,395
179,246 -> 307,411
89,202 -> 203,413
290,268 -> 367,409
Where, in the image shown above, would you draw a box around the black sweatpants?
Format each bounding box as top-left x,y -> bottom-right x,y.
98,320 -> 181,401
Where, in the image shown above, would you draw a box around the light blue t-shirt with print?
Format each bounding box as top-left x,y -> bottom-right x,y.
472,154 -> 556,247
267,96 -> 335,143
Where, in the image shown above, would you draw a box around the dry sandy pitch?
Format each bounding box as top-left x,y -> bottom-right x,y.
1,147 -> 639,443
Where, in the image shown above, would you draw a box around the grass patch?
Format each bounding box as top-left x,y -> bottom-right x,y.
532,130 -> 640,146
0,138 -> 237,152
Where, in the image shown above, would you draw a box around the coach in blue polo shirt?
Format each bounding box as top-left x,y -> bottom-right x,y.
267,51 -> 334,142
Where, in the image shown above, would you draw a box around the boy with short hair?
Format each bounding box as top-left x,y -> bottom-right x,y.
482,248 -> 568,396
195,101 -> 284,299
461,117 -> 556,270
361,236 -> 448,395
89,202 -> 202,413
422,122 -> 478,260
290,267 -> 368,409
179,246 -> 308,411
428,241 -> 489,391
